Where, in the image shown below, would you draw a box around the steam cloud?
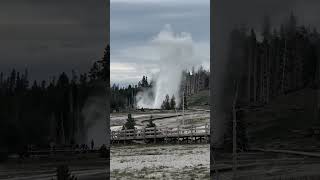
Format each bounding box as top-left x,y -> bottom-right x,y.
81,85 -> 107,148
136,24 -> 198,109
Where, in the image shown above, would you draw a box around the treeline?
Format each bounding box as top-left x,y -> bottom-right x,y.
160,93 -> 188,110
223,13 -> 320,152
0,45 -> 109,155
160,94 -> 176,110
111,75 -> 152,112
228,13 -> 320,107
111,67 -> 209,112
183,66 -> 210,96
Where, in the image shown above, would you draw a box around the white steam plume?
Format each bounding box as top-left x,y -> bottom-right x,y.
81,91 -> 107,148
136,24 -> 197,108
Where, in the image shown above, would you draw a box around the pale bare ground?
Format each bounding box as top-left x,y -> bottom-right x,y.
110,144 -> 210,180
110,110 -> 210,179
211,151 -> 320,180
111,110 -> 210,128
0,154 -> 109,180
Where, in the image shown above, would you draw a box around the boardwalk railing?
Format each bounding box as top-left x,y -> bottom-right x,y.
111,124 -> 210,143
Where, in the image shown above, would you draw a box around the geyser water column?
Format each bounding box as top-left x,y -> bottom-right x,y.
137,24 -> 196,109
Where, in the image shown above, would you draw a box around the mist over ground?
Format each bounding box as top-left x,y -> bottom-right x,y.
81,82 -> 108,148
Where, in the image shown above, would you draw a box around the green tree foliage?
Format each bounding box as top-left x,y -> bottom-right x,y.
262,15 -> 271,41
160,94 -> 178,110
170,95 -> 176,109
56,165 -> 77,180
146,115 -> 156,128
138,76 -> 149,88
225,13 -> 320,107
179,92 -> 188,110
221,13 -> 320,150
161,94 -> 171,110
223,110 -> 249,152
123,113 -> 136,130
0,44 -> 110,156
99,144 -> 109,158
183,67 -> 210,97
111,75 -> 152,112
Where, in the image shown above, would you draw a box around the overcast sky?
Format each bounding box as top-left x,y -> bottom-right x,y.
0,0 -> 108,82
110,0 -> 210,86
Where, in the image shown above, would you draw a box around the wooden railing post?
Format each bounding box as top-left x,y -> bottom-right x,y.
111,131 -> 113,145
165,127 -> 168,144
205,123 -> 208,134
177,126 -> 180,144
143,128 -> 146,142
113,124 -> 213,145
206,123 -> 209,143
124,128 -> 127,145
133,128 -> 136,139
191,125 -> 194,143
154,126 -> 156,144
117,130 -> 120,144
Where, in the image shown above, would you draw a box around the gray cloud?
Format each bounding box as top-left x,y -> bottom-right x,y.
0,0 -> 108,81
111,1 -> 210,85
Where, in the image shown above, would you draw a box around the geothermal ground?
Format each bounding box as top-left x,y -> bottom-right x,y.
0,153 -> 109,180
110,102 -> 320,179
110,109 -> 210,129
212,151 -> 320,180
110,109 -> 210,179
111,144 -> 210,179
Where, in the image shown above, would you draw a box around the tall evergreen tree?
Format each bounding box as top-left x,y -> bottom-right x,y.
161,94 -> 171,110
170,95 -> 176,109
123,113 -> 135,130
146,115 -> 156,128
262,15 -> 271,41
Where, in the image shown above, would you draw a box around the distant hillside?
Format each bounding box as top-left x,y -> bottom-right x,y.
244,87 -> 320,150
186,90 -> 210,109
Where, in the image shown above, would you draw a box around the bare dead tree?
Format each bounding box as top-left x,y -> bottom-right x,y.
232,80 -> 239,179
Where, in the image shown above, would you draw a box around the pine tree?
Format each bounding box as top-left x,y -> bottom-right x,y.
183,92 -> 188,109
9,69 -> 16,93
88,62 -> 100,81
262,15 -> 271,41
287,12 -> 297,37
97,45 -> 109,81
123,113 -> 135,130
223,110 -> 249,152
170,95 -> 176,109
57,72 -> 69,88
146,115 -> 156,128
161,94 -> 171,110
57,165 -> 77,180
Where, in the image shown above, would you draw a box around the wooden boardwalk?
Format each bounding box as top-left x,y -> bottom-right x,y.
111,124 -> 210,144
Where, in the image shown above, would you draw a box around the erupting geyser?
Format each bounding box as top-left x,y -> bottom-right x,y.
136,24 -> 197,109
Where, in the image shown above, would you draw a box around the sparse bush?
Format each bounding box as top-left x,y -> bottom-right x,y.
170,95 -> 176,109
161,94 -> 171,110
122,113 -> 135,130
146,116 -> 156,128
99,144 -> 109,159
223,110 -> 249,152
161,94 -> 177,110
56,164 -> 77,180
0,148 -> 8,162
